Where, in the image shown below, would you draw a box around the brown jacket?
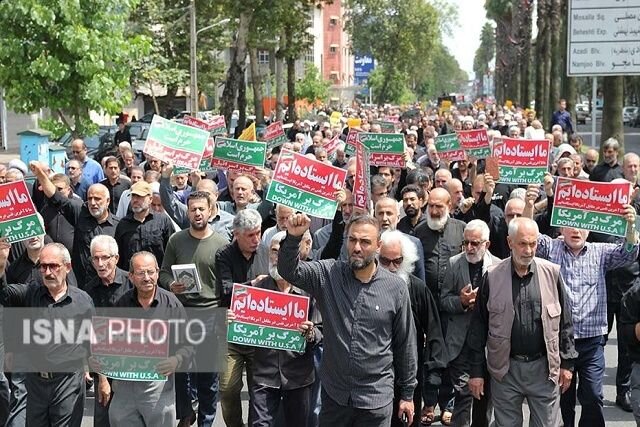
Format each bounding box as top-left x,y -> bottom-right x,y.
485,257 -> 563,384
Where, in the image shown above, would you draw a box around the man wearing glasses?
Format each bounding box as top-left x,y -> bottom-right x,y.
66,160 -> 91,201
378,230 -> 445,427
1,243 -> 95,427
69,139 -> 105,184
84,235 -> 132,427
440,220 -> 500,427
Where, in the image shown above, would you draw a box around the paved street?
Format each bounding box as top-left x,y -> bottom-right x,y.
77,328 -> 637,426
577,119 -> 640,153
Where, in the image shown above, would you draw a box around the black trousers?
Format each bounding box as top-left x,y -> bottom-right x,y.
249,383 -> 311,427
448,351 -> 491,427
319,390 -> 392,427
25,371 -> 85,427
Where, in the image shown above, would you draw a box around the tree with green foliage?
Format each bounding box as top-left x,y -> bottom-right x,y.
129,0 -> 229,116
346,0 -> 439,104
297,63 -> 332,103
473,23 -> 495,97
416,41 -> 468,101
0,0 -> 148,136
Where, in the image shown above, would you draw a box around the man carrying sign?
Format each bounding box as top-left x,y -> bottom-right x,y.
229,230 -> 320,426
525,190 -> 640,427
278,213 -> 417,426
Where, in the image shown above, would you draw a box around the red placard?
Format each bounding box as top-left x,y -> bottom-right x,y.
230,284 -> 309,330
554,178 -> 630,215
271,150 -> 346,200
353,141 -> 371,211
492,138 -> 550,167
0,181 -> 37,222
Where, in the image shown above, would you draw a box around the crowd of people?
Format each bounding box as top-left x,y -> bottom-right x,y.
0,98 -> 637,427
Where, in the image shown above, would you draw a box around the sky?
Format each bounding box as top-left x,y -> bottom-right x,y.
441,0 -> 489,80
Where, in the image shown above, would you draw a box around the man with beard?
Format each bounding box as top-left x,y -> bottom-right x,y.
378,230 -> 445,427
239,230 -> 321,426
440,220 -> 500,427
374,197 -> 426,282
114,181 -> 174,270
30,162 -> 120,285
413,187 -> 465,303
159,191 -> 229,426
467,218 -> 577,427
590,137 -> 624,182
278,213 -> 418,426
397,185 -> 427,236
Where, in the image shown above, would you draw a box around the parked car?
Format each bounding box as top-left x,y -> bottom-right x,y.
59,125 -> 118,162
575,104 -> 589,125
623,106 -> 638,125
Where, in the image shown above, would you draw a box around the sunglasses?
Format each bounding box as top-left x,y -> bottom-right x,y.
379,256 -> 403,267
462,240 -> 486,248
38,263 -> 63,272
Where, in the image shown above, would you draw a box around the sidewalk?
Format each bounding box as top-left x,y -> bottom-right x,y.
0,146 -> 20,164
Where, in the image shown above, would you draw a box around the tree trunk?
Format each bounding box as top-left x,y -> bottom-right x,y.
150,84 -> 160,115
248,48 -> 264,126
275,46 -> 285,122
286,56 -> 297,122
534,0 -> 547,119
601,76 -> 624,153
518,0 -> 533,108
542,1 -> 552,128
548,0 -> 562,126
236,69 -> 247,139
220,11 -> 251,132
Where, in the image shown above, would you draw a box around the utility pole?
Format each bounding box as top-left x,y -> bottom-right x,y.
189,0 -> 198,114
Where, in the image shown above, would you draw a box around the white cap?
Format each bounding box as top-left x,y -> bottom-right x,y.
8,159 -> 28,175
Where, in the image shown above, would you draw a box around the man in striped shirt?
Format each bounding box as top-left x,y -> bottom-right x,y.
278,213 -> 418,426
531,199 -> 639,427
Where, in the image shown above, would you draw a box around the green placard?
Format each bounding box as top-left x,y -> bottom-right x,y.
94,354 -> 167,382
497,166 -> 546,185
551,207 -> 628,237
266,181 -> 338,220
0,214 -> 45,244
227,321 -> 306,352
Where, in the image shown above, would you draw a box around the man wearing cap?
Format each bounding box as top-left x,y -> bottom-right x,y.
114,181 -> 175,270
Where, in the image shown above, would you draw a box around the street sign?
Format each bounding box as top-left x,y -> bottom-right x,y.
567,0 -> 640,76
354,55 -> 374,86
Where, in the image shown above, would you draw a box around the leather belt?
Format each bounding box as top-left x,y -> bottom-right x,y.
511,352 -> 545,362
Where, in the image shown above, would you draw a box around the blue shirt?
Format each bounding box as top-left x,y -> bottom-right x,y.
536,234 -> 639,339
71,177 -> 91,201
551,109 -> 574,134
80,158 -> 105,184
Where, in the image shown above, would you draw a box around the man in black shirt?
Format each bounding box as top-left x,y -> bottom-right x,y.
85,235 -> 132,427
100,157 -> 131,214
590,137 -> 624,182
2,243 -> 94,427
114,181 -> 174,270
109,251 -> 191,426
30,161 -> 120,286
620,280 -> 640,423
113,121 -> 131,145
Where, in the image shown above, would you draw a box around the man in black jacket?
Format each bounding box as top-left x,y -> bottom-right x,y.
379,229 -> 445,426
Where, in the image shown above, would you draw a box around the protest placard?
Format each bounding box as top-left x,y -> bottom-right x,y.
323,135 -> 342,160
377,121 -> 397,133
210,137 -> 267,174
144,115 -> 209,170
0,180 -> 45,243
358,133 -> 405,167
353,140 -> 371,211
266,149 -> 346,219
492,138 -> 550,185
345,128 -> 360,156
208,115 -> 227,135
551,178 -> 631,237
263,121 -> 289,150
91,317 -> 170,381
457,129 -> 491,158
228,284 -> 310,352
434,134 -> 465,162
238,122 -> 256,141
175,116 -> 218,174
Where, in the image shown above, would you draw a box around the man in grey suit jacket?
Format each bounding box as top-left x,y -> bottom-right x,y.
441,220 -> 499,427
